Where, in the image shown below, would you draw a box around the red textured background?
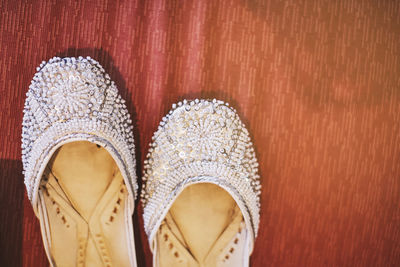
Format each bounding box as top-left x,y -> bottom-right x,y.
1,0 -> 400,266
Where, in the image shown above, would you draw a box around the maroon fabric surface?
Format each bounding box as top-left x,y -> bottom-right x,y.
1,0 -> 400,266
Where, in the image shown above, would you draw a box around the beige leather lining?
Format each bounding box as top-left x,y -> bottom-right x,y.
155,183 -> 247,267
37,141 -> 133,266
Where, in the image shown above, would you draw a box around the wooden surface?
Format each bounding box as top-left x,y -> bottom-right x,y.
1,0 -> 400,266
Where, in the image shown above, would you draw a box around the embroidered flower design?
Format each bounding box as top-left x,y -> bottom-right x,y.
44,67 -> 105,119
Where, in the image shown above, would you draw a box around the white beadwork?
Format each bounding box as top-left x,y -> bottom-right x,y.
22,56 -> 137,203
141,99 -> 261,252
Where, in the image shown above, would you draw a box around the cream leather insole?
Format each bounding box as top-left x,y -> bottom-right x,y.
39,141 -> 131,266
155,183 -> 247,267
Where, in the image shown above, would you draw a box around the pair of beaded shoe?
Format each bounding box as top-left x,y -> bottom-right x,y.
22,57 -> 261,267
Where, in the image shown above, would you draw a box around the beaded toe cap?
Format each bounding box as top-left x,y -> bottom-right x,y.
21,56 -> 137,206
141,99 -> 261,252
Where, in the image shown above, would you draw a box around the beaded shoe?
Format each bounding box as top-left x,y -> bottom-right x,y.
21,56 -> 138,266
141,99 -> 261,267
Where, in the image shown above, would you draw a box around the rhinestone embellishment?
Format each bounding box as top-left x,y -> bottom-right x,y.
141,99 -> 261,249
22,56 -> 137,203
